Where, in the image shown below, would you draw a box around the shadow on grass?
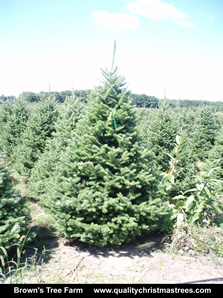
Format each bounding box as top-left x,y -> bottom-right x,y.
0,226 -> 59,283
21,225 -> 59,266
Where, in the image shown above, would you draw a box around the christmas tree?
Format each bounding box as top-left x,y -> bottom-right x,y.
148,102 -> 177,172
0,100 -> 29,159
208,125 -> 223,179
28,96 -> 84,199
41,67 -> 167,246
12,97 -> 58,177
192,108 -> 218,160
0,167 -> 32,252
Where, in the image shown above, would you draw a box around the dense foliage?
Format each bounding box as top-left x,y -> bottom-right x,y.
0,68 -> 223,250
11,97 -> 58,177
28,96 -> 84,199
36,68 -> 167,246
0,167 -> 31,252
147,102 -> 177,172
208,126 -> 223,179
192,109 -> 219,160
0,100 -> 29,159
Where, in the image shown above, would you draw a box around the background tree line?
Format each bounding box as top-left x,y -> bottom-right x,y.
2,91 -> 223,110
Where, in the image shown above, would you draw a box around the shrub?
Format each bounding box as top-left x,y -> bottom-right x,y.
162,158 -> 223,231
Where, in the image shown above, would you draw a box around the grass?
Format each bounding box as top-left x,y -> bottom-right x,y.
0,229 -> 48,284
29,202 -> 56,230
164,224 -> 223,257
0,217 -> 56,283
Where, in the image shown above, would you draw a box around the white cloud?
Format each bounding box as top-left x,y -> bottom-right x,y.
91,11 -> 140,32
176,19 -> 196,28
125,0 -> 195,27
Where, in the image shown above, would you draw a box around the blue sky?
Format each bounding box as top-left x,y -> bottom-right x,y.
1,0 -> 223,101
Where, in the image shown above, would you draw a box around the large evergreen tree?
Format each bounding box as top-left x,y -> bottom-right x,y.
41,68 -> 167,246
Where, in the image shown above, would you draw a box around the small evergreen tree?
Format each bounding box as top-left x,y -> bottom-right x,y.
41,68 -> 167,246
0,102 -> 13,159
148,102 -> 177,172
0,167 -> 31,252
192,108 -> 218,160
163,134 -> 197,199
28,96 -> 84,198
12,97 -> 58,177
208,125 -> 223,179
136,107 -> 156,147
0,100 -> 29,159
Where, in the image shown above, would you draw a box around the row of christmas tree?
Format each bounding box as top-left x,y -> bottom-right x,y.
0,67 -> 223,248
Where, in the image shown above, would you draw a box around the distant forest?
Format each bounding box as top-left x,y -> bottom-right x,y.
1,90 -> 223,109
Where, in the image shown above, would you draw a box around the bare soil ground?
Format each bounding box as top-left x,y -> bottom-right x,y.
23,234 -> 223,284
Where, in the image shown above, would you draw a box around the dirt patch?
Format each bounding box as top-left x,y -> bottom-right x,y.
24,236 -> 223,284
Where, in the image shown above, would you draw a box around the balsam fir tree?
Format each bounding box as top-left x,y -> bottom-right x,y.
12,97 -> 58,177
42,67 -> 167,247
0,100 -> 29,159
192,108 -> 218,160
28,96 -> 84,198
162,133 -> 197,199
148,102 -> 177,172
208,125 -> 223,179
0,167 -> 32,253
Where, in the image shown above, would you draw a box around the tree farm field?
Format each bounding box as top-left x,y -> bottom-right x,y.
1,70 -> 223,284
